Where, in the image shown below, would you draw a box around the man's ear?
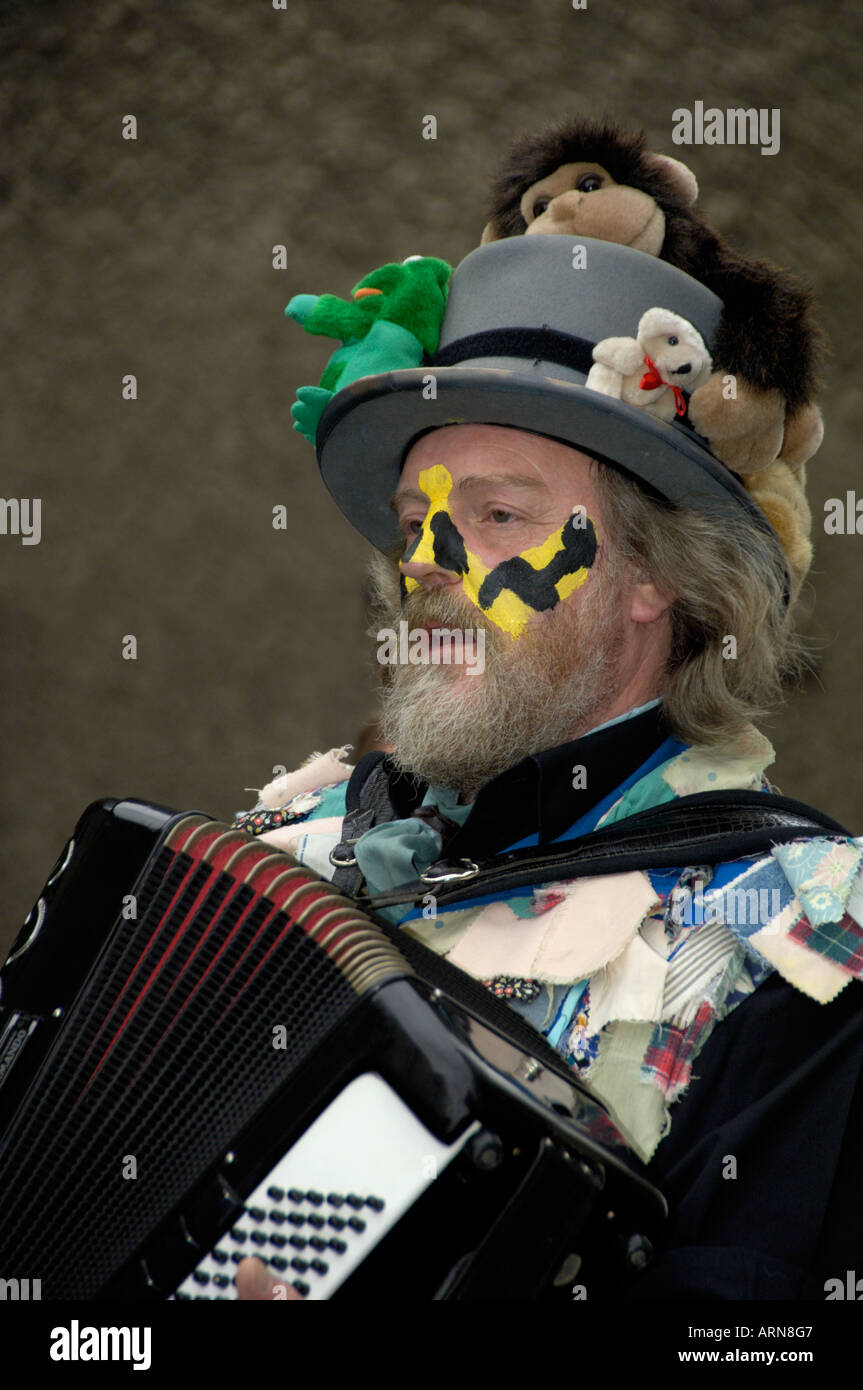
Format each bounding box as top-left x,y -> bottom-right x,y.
630,575 -> 674,624
480,220 -> 502,245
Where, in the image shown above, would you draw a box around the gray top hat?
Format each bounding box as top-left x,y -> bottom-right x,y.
315,235 -> 783,564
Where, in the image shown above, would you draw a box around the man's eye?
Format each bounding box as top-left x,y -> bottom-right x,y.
403,519 -> 423,535
577,174 -> 603,192
532,196 -> 551,217
488,509 -> 515,523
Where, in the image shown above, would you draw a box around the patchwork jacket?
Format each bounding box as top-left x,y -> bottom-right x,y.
236,727 -> 863,1299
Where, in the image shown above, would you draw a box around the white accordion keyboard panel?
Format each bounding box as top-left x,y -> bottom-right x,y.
172,1071 -> 477,1301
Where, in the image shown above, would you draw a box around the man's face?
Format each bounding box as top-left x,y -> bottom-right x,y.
371,423 -> 638,796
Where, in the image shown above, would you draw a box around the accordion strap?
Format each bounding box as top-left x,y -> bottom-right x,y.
361,789 -> 852,912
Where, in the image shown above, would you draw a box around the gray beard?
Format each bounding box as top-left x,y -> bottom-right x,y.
367,553 -> 625,799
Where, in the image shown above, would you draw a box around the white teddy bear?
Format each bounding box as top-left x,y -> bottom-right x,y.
586,307 -> 713,422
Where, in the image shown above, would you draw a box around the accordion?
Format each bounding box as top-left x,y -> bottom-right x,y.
0,797 -> 666,1301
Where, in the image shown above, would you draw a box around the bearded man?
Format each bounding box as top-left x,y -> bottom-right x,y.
235,235 -> 863,1302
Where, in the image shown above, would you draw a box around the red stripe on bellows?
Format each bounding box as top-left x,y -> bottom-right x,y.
82,831 -> 247,1089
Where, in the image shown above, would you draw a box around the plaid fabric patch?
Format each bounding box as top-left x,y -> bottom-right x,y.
641,1000 -> 715,1100
788,911 -> 863,977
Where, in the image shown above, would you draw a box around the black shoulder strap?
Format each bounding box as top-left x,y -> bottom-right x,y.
329,754 -> 398,895
361,790 -> 853,912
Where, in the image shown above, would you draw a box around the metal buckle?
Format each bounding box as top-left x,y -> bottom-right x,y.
329,846 -> 358,868
420,858 -> 480,885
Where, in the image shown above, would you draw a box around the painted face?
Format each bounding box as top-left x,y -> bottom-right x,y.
399,464 -> 598,637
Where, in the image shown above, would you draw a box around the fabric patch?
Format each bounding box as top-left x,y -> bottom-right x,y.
234,795 -> 322,837
481,976 -> 542,1002
583,1020 -> 669,1162
588,933 -> 667,1033
696,858 -> 795,941
256,747 -> 353,810
446,871 -> 659,984
749,899 -> 852,1003
596,725 -> 774,827
254,816 -> 345,874
662,920 -> 740,1026
773,839 -> 863,926
788,912 -> 863,978
399,906 -> 485,958
642,999 -> 716,1103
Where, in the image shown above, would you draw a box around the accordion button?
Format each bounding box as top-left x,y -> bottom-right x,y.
366,1196 -> 385,1212
307,1214 -> 325,1230
247,1207 -> 266,1222
267,1186 -> 285,1202
309,1237 -> 327,1252
250,1231 -> 268,1247
270,1233 -> 288,1249
270,1210 -> 286,1225
306,1191 -> 324,1206
290,1258 -> 309,1273
287,1188 -> 305,1204
270,1256 -> 288,1272
345,1194 -> 364,1210
213,1274 -> 231,1289
326,1193 -> 344,1208
328,1215 -> 345,1231
329,1239 -> 347,1255
192,1271 -> 210,1286
310,1260 -> 328,1276
287,1213 -> 305,1228
293,1281 -> 310,1297
229,1227 -> 248,1243
347,1217 -> 366,1233
211,1248 -> 229,1264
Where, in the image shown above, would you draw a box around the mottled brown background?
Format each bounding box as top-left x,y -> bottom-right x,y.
2,0 -> 862,953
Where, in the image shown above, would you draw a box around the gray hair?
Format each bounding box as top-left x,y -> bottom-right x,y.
592,459 -> 806,746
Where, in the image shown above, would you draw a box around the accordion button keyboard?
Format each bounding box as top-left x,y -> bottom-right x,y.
170,1072 -> 478,1301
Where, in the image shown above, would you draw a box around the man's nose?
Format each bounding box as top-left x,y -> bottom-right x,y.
399,517 -> 465,588
400,551 -> 464,589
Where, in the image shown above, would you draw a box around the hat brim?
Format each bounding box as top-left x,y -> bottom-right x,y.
316,365 -> 782,556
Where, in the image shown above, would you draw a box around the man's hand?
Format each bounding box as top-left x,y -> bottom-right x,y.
234,1255 -> 305,1301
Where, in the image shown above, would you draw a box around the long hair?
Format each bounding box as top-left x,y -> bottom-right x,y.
592,458 -> 807,745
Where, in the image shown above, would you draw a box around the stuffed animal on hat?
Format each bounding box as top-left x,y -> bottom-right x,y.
481,115 -> 824,478
285,256 -> 451,442
586,307 -> 713,422
742,459 -> 813,602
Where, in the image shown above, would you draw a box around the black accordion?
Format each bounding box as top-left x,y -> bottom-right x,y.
0,797 -> 666,1301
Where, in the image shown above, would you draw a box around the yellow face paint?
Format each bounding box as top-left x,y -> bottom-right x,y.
400,465 -> 598,638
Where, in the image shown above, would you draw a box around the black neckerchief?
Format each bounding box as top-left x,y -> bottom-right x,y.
344,703 -> 671,860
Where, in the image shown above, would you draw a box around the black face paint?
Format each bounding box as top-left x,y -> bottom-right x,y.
430,511 -> 468,575
477,517 -> 598,612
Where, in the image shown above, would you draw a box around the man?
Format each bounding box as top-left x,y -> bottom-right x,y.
237,234 -> 863,1300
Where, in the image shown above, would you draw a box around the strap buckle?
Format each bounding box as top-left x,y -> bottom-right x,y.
420,858 -> 480,885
